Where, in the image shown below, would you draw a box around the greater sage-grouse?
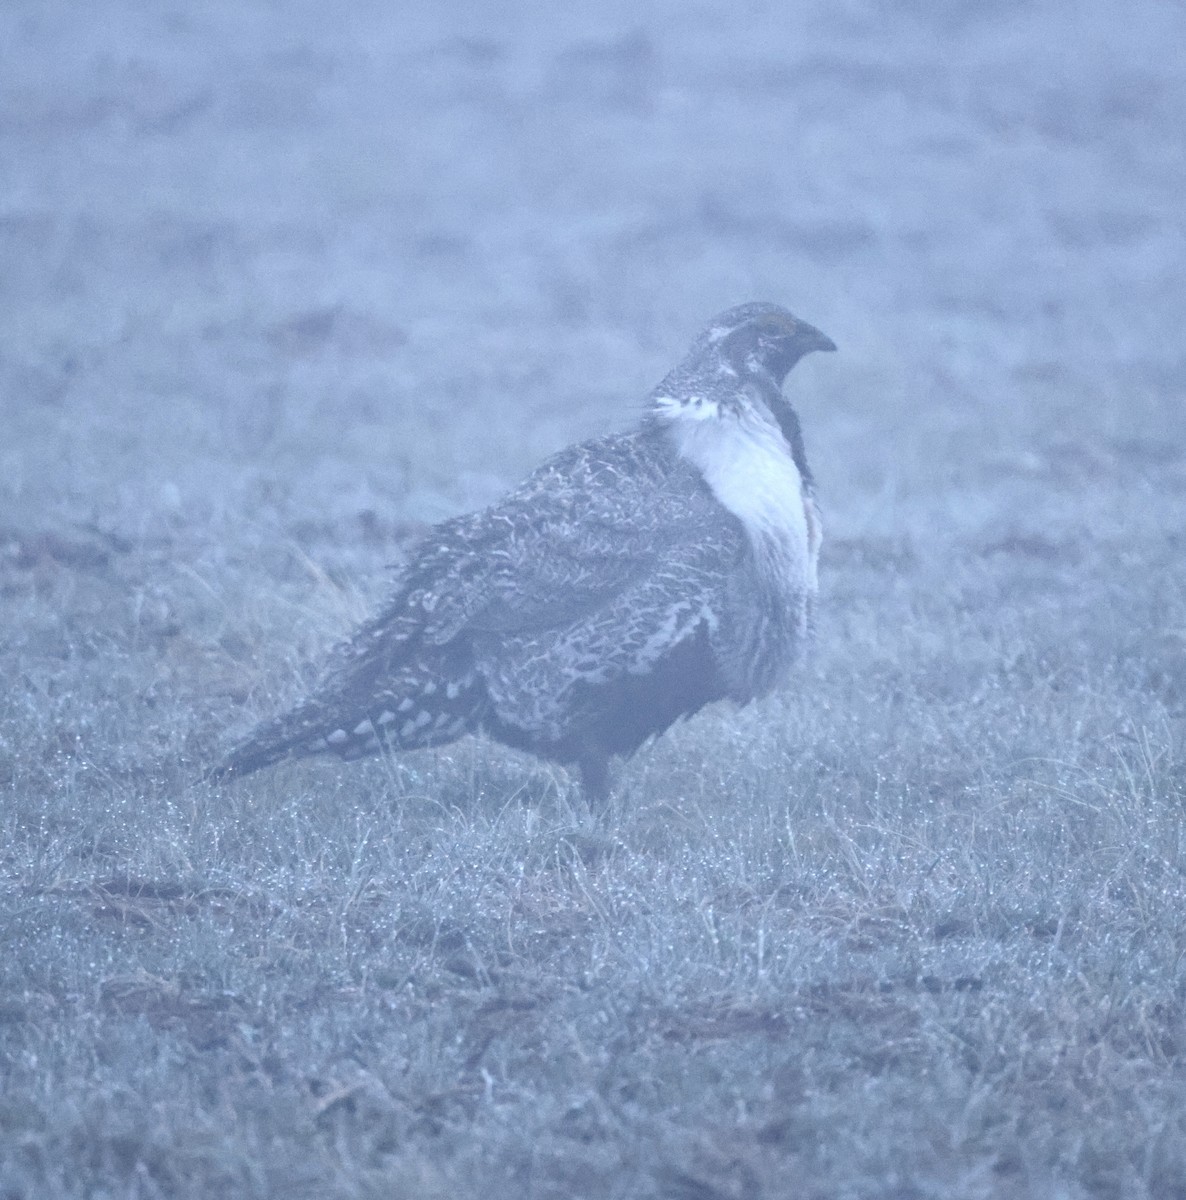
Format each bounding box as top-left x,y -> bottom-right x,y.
213,303 -> 835,800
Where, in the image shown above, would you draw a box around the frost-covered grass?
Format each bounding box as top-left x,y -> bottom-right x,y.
3,0 -> 1186,1196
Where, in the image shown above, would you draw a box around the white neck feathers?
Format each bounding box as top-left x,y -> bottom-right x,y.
657,394 -> 819,595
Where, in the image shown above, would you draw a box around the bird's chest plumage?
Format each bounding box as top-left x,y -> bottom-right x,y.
666,400 -> 819,696
669,405 -> 816,588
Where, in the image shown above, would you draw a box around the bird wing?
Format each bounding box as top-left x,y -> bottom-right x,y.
213,430 -> 746,777
340,429 -> 738,649
331,430 -> 746,718
472,531 -> 742,743
425,432 -> 749,740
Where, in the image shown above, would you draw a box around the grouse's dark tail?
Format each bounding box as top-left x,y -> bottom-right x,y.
205,698 -> 346,782
207,668 -> 487,783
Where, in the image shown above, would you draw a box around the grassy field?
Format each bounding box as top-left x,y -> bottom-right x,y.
3,0 -> 1186,1196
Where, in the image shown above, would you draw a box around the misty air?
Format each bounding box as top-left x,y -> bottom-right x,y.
2,2 -> 1184,1197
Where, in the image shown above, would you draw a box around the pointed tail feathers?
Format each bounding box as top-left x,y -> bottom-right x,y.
207,697 -> 352,781
208,672 -> 486,782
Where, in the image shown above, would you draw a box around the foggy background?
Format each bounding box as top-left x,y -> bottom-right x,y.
3,1 -> 1186,1197
6,0 -> 1181,548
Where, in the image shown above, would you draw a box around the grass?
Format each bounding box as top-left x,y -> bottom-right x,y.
3,0 -> 1186,1195
4,516 -> 1184,1197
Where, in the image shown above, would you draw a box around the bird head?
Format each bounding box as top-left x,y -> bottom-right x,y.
649,303 -> 835,424
648,303 -> 835,487
702,302 -> 836,386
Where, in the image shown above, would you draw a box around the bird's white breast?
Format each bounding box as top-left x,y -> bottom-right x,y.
662,396 -> 818,595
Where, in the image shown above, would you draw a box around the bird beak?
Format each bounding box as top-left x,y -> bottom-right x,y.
798,322 -> 837,354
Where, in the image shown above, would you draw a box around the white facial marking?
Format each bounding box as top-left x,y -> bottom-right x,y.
654,393 -> 721,423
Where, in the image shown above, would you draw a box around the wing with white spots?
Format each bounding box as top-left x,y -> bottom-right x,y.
212,429 -> 745,777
